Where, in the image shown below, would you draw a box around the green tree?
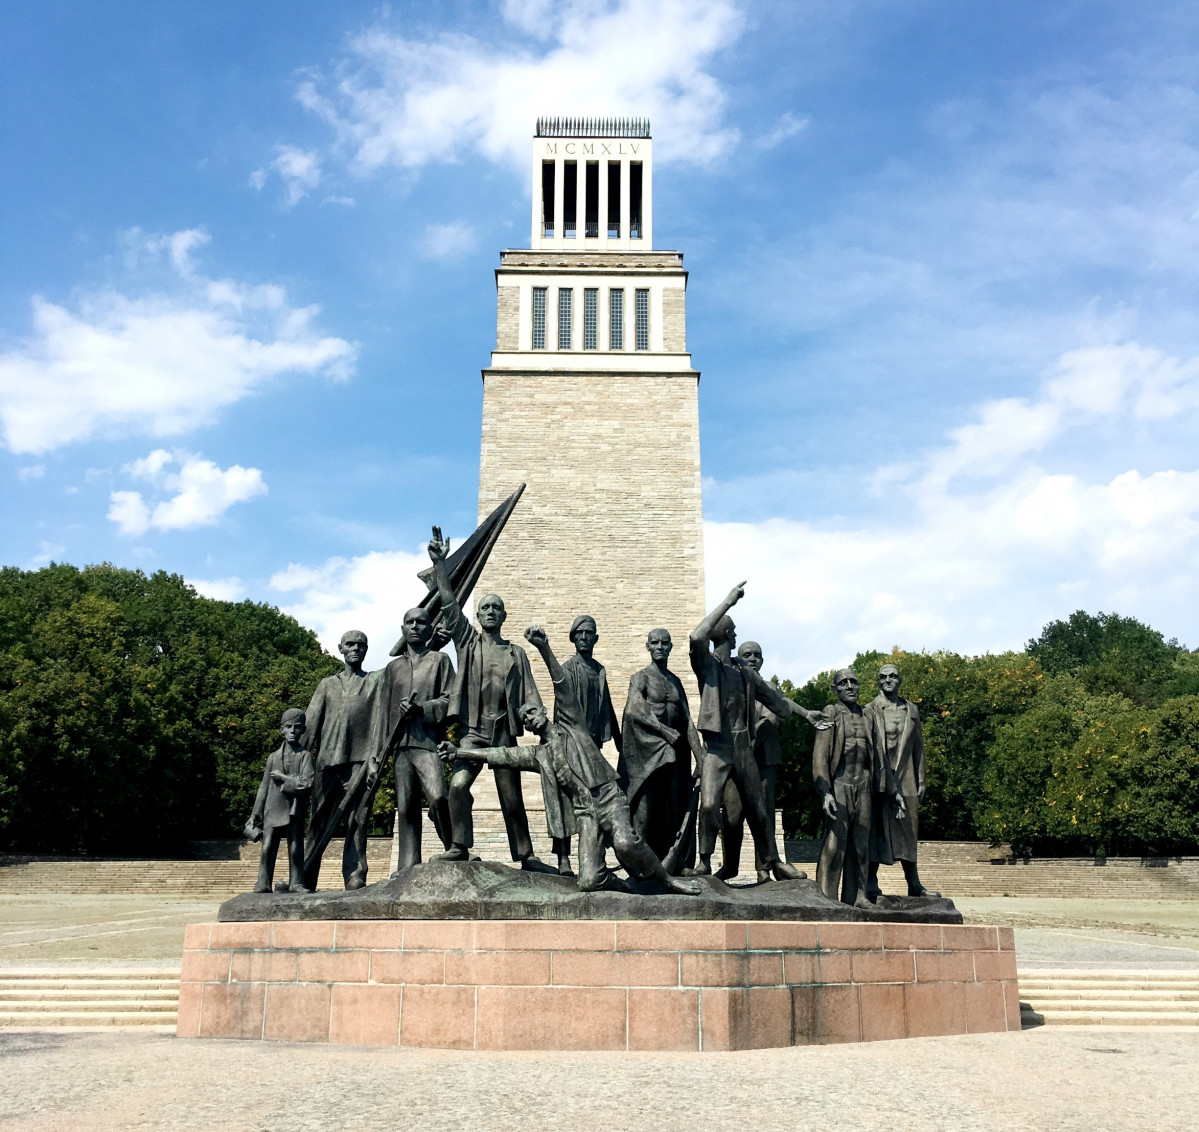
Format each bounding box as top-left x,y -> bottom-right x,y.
1028,610 -> 1189,707
0,564 -> 338,854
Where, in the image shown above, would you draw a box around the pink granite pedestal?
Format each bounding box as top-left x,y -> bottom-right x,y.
176,919 -> 1020,1050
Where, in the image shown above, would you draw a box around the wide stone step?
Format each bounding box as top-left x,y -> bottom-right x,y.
1022,1007 -> 1199,1027
1028,996 -> 1199,1011
1018,969 -> 1199,1027
0,988 -> 179,1001
0,997 -> 177,1012
0,1010 -> 177,1027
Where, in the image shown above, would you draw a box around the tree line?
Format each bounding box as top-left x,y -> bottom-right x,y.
773,610 -> 1199,857
2,563 -> 1197,857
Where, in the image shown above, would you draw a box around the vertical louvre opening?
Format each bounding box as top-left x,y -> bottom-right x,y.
635,288 -> 649,350
532,287 -> 546,349
584,162 -> 599,238
607,162 -> 621,237
629,162 -> 643,239
563,161 -> 577,238
609,288 -> 624,350
541,162 -> 555,237
583,288 -> 598,349
558,288 -> 573,349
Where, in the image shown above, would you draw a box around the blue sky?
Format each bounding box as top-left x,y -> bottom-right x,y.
4,0 -> 1199,679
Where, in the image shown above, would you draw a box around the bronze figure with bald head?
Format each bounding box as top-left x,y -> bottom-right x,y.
300,629 -> 386,890
617,627 -> 704,870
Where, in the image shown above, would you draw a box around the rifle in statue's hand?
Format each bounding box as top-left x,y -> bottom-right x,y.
301,699 -> 420,880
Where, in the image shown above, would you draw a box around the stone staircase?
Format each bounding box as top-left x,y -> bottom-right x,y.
1019,970 -> 1199,1027
0,967 -> 180,1028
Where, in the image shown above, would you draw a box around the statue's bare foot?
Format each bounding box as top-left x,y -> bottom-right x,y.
714,863 -> 739,881
771,861 -> 807,881
434,845 -> 469,862
664,875 -> 703,896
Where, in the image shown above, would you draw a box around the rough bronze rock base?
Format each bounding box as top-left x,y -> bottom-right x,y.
218,860 -> 962,924
177,917 -> 1017,1048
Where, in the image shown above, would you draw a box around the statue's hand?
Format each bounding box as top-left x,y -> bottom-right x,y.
270,770 -> 285,784
430,623 -> 452,650
427,525 -> 449,564
822,793 -> 837,820
436,740 -> 458,762
894,795 -> 907,820
917,786 -> 926,804
725,579 -> 747,607
802,706 -> 832,730
524,625 -> 548,650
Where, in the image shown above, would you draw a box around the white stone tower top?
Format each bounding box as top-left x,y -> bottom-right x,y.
529,117 -> 653,251
477,116 -> 703,725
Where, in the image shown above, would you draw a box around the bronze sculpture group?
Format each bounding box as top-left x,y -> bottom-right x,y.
248,527 -> 937,907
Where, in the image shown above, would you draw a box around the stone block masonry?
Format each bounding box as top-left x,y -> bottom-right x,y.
177,919 -> 1020,1049
477,368 -> 705,703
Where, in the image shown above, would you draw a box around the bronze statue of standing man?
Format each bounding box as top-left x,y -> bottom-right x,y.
618,628 -> 702,867
864,663 -> 939,899
301,630 -> 383,890
432,564 -> 551,872
690,581 -> 826,880
548,614 -> 622,875
718,640 -> 784,884
813,669 -> 903,908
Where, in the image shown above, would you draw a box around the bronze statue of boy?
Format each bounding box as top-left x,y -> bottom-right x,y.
247,708 -> 315,894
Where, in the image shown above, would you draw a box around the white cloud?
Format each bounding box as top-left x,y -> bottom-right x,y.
0,228 -> 356,454
271,145 -> 322,206
16,464 -> 44,481
188,576 -> 247,602
914,343 -> 1199,490
419,221 -> 476,261
29,540 -> 65,567
293,0 -> 743,175
707,340 -> 1199,683
106,491 -> 152,537
270,547 -> 435,660
107,449 -> 267,536
755,111 -> 809,150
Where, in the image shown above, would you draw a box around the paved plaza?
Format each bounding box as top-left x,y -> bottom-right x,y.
0,1026 -> 1195,1131
1,893 -> 1197,1129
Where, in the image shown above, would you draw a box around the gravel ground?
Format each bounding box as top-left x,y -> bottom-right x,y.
0,1028 -> 1195,1131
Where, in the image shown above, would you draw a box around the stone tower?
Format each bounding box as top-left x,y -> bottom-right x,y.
475,117 -> 705,709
